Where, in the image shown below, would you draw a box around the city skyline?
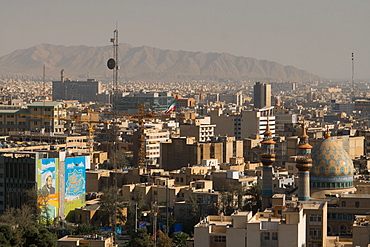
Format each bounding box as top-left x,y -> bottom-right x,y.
1,1 -> 370,81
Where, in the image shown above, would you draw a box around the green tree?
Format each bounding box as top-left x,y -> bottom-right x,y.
126,189 -> 149,230
73,224 -> 100,235
23,224 -> 56,247
245,183 -> 262,214
101,150 -> 133,170
180,194 -> 201,235
0,225 -> 20,246
100,186 -> 127,227
172,232 -> 189,247
127,228 -> 153,247
156,230 -> 175,247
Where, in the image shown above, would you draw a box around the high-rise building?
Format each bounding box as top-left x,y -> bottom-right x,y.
52,78 -> 102,103
254,82 -> 271,109
211,107 -> 275,140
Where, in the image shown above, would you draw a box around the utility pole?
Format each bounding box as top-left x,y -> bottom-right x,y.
166,178 -> 169,234
135,201 -> 138,231
153,201 -> 157,247
352,52 -> 355,102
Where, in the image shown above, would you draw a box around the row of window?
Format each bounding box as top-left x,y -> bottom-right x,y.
261,231 -> 278,241
309,228 -> 322,239
214,235 -> 226,243
341,200 -> 360,208
309,214 -> 322,222
328,213 -> 355,221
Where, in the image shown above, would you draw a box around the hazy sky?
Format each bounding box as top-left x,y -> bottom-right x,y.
1,0 -> 370,80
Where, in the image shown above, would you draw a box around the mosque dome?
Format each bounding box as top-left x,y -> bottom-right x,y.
310,136 -> 354,189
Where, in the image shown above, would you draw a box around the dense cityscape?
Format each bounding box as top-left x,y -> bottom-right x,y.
2,1 -> 370,246
0,71 -> 370,247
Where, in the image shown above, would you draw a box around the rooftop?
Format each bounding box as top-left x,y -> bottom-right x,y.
27,101 -> 63,108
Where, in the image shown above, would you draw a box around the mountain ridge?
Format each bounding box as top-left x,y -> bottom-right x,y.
0,43 -> 325,82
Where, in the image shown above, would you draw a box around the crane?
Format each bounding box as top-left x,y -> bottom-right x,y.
20,111 -> 111,154
102,103 -> 185,167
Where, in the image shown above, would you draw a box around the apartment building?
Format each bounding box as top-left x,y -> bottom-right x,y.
211,107 -> 275,139
193,195 -> 327,247
0,101 -> 66,135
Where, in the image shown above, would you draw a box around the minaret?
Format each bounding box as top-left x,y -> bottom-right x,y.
296,121 -> 313,201
261,118 -> 275,209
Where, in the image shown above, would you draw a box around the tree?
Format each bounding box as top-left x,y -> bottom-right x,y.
101,150 -> 133,170
99,186 -> 127,227
156,230 -> 175,247
245,183 -> 262,214
172,232 -> 189,247
127,228 -> 153,247
0,225 -> 20,246
23,224 -> 56,247
73,224 -> 100,235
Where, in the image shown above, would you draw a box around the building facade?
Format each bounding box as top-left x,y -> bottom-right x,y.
254,82 -> 271,109
52,79 -> 102,103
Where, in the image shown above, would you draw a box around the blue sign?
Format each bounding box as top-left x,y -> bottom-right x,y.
65,156 -> 86,200
174,223 -> 183,233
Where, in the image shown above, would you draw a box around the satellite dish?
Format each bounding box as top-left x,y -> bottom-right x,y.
107,58 -> 116,70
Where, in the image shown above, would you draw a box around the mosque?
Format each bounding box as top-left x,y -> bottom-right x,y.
260,121 -> 367,236
262,121 -> 355,205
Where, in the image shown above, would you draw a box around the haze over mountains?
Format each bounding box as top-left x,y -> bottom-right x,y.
0,43 -> 324,82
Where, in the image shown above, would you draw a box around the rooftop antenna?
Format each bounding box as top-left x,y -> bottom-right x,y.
43,65 -> 46,103
107,23 -> 119,243
352,52 -> 355,102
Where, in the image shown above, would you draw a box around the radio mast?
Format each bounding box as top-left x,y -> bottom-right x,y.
352,52 -> 355,101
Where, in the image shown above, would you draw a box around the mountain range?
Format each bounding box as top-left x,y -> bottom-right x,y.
0,43 -> 324,82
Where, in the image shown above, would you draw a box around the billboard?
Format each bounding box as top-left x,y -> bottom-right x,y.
64,156 -> 86,216
37,158 -> 59,219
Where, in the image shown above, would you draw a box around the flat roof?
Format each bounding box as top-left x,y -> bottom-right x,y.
27,101 -> 63,108
341,193 -> 370,198
0,109 -> 20,114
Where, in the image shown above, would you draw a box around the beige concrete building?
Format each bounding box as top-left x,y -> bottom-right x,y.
133,127 -> 170,165
0,101 -> 66,135
180,117 -> 215,142
211,107 -> 275,140
57,235 -> 114,247
194,196 -> 327,247
352,215 -> 370,247
160,137 -> 223,170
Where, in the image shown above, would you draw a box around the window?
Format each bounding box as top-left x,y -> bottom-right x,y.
310,214 -> 322,222
264,232 -> 270,240
33,108 -> 37,111
309,228 -> 322,239
272,232 -> 278,240
214,236 -> 226,242
341,201 -> 346,207
355,201 -> 360,208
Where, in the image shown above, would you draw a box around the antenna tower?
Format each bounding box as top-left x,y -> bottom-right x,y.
352,52 -> 355,101
107,25 -> 119,243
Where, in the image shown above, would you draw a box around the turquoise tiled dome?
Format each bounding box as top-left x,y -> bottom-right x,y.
310,138 -> 353,189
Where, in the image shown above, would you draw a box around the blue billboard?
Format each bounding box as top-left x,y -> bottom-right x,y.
65,156 -> 86,216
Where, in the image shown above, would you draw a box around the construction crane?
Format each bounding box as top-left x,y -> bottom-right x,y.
20,111 -> 110,154
102,103 -> 184,167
